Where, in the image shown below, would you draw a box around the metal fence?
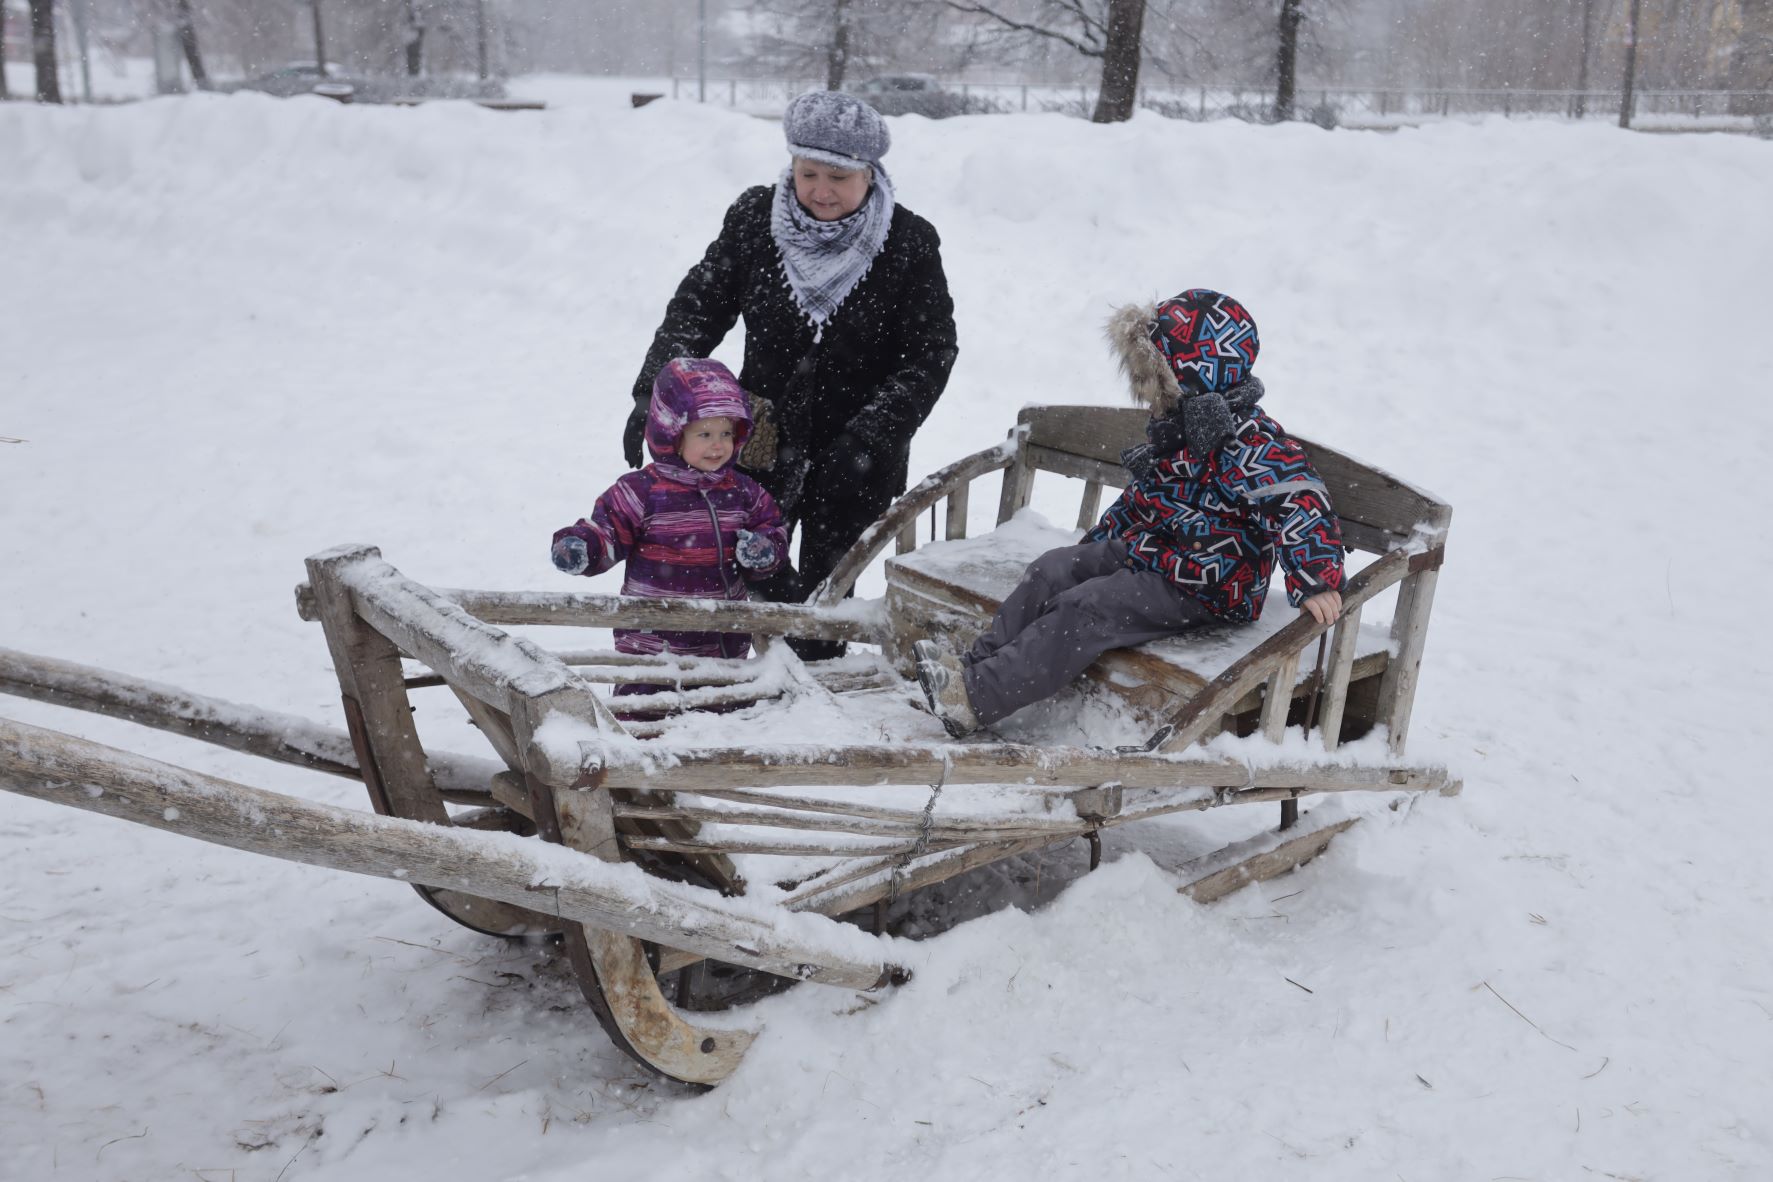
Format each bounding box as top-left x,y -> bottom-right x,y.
666,77 -> 1773,128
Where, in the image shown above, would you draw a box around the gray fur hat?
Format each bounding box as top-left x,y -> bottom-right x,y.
783,90 -> 891,171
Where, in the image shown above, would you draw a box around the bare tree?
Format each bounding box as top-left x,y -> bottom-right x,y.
1095,0 -> 1144,119
29,0 -> 60,102
945,0 -> 1149,121
404,0 -> 426,76
1619,0 -> 1641,127
827,0 -> 852,87
1274,0 -> 1303,118
1574,0 -> 1596,116
745,0 -> 947,91
174,0 -> 210,88
1731,0 -> 1773,115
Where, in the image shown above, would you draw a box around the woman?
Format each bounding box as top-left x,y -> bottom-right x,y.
625,90 -> 959,659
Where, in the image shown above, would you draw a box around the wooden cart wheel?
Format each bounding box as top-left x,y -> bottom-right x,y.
561,924 -> 755,1087
528,773 -> 758,1086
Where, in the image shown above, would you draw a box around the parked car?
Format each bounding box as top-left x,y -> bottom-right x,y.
848,74 -> 1002,118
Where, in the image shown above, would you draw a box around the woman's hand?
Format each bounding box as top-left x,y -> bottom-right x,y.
623,402 -> 648,468
1300,589 -> 1342,626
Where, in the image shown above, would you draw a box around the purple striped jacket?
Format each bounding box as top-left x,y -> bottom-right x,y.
553,359 -> 787,659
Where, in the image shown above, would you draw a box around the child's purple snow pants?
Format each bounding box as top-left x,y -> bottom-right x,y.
961,539 -> 1212,726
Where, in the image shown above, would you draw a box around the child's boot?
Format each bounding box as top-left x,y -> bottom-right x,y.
912,639 -> 979,739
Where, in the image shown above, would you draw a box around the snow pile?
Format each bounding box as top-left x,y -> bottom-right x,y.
2,94 -> 1771,1180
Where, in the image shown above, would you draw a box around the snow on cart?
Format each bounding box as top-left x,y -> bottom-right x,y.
0,403 -> 1456,1087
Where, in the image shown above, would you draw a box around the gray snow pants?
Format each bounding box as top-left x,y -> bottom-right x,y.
961,538 -> 1213,727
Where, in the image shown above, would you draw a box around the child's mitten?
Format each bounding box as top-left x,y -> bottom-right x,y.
735,529 -> 776,571
552,535 -> 590,575
1120,443 -> 1157,481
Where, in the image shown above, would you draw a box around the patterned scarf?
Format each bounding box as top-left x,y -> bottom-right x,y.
770,165 -> 895,339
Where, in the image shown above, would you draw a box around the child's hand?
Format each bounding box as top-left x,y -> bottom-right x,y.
552,536 -> 590,575
1300,590 -> 1342,626
1119,443 -> 1157,481
735,529 -> 776,571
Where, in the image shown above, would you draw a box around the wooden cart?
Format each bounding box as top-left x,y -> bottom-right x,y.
0,403 -> 1454,1088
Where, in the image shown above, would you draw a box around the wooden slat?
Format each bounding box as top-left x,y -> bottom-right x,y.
895,519 -> 917,556
1016,404 -> 1450,548
1379,568 -> 1441,754
1024,441 -> 1126,487
1259,654 -> 1296,742
0,717 -> 892,992
323,548 -> 584,718
1288,437 -> 1449,546
811,441 -> 1017,605
625,834 -> 965,858
297,582 -> 887,643
1076,479 -> 1105,531
309,547 -> 558,937
449,686 -> 525,773
0,646 -> 499,804
1020,404 -> 1147,462
995,452 -> 1036,525
676,786 -> 938,824
594,742 -> 1250,792
307,549 -> 450,826
1156,547 -> 1412,752
656,835 -> 1059,973
1179,815 -> 1360,904
1317,604 -> 1363,752
945,481 -> 970,541
615,801 -> 1082,842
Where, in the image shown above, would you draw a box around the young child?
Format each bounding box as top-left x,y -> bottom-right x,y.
914,288 -> 1345,738
552,358 -> 788,673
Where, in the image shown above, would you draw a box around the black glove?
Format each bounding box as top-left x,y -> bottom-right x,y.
818,432 -> 876,482
623,400 -> 648,468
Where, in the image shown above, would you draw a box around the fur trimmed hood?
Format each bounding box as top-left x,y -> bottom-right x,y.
1105,302 -> 1184,416
1106,288 -> 1261,417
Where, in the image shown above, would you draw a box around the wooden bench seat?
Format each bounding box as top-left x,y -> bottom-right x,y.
885,511 -> 1393,734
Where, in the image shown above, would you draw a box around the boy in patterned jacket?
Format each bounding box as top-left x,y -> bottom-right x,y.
551,359 -> 788,681
914,289 -> 1344,738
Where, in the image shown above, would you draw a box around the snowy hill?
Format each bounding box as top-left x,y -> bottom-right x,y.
2,93 -> 1771,1180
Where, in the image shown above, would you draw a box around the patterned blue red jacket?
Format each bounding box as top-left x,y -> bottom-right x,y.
1085,408 -> 1345,623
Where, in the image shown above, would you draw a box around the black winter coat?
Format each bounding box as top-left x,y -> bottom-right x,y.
628,184 -> 959,515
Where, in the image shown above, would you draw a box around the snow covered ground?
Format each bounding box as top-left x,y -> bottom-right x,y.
3,92 -> 1771,1180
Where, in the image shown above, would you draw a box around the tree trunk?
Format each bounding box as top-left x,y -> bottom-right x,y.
1574,0 -> 1595,117
826,0 -> 852,91
1090,0 -> 1145,122
0,3 -> 10,100
174,0 -> 208,89
29,0 -> 60,103
1618,0 -> 1642,128
475,0 -> 489,81
404,0 -> 424,76
310,0 -> 327,75
1275,0 -> 1304,121
1729,0 -> 1773,115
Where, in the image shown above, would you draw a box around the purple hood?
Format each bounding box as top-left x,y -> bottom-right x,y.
646,358 -> 754,468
